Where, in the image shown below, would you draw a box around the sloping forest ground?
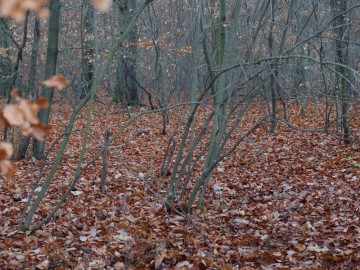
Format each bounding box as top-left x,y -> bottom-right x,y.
0,95 -> 360,270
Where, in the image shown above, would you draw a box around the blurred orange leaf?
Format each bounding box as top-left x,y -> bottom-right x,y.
0,0 -> 48,22
18,100 -> 40,125
0,160 -> 18,178
32,123 -> 53,141
36,97 -> 49,110
3,104 -> 25,126
42,75 -> 69,90
92,0 -> 112,12
0,142 -> 13,159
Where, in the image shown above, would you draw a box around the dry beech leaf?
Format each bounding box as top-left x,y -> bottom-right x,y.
0,142 -> 13,159
0,1 -> 24,21
0,111 -> 10,128
32,123 -> 53,141
3,104 -> 25,126
18,100 -> 39,125
113,262 -> 125,270
22,0 -> 48,10
10,88 -> 21,102
0,0 -> 49,21
155,246 -> 167,268
19,121 -> 33,136
36,97 -> 49,109
42,75 -> 69,90
36,7 -> 49,19
0,160 -> 18,178
1,89 -> 52,140
35,259 -> 49,270
92,0 -> 112,12
175,261 -> 192,269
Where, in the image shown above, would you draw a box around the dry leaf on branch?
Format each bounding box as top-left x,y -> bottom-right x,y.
92,0 -> 112,12
2,104 -> 25,126
42,75 -> 69,90
0,159 -> 18,178
36,97 -> 49,109
0,142 -> 13,159
0,0 -> 49,21
0,142 -> 17,178
1,89 -> 52,141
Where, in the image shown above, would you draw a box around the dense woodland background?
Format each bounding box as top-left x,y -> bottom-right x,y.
0,0 -> 360,269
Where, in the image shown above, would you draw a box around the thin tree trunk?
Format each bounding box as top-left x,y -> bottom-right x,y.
330,0 -> 350,143
80,0 -> 95,99
100,129 -> 110,193
269,0 -> 277,133
0,19 -> 13,96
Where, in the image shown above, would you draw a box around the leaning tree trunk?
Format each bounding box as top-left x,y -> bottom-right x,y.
33,0 -> 61,159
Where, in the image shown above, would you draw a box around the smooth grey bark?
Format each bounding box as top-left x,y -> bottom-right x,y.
114,0 -> 139,105
0,19 -> 12,96
26,18 -> 40,98
330,0 -> 350,143
268,0 -> 277,133
80,0 -> 95,99
33,0 -> 61,159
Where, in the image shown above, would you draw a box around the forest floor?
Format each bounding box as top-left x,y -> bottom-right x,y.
0,97 -> 360,270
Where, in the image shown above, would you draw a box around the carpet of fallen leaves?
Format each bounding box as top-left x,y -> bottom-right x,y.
0,97 -> 359,270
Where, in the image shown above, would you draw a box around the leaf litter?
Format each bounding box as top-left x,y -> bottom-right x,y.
0,99 -> 359,269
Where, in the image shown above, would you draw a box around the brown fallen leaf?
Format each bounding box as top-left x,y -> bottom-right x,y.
36,259 -> 49,270
175,261 -> 192,269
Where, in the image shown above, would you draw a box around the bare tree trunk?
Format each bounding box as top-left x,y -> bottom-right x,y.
330,0 -> 350,143
33,0 -> 61,159
0,19 -> 12,96
13,18 -> 41,160
100,129 -> 110,193
114,0 -> 139,105
80,0 -> 95,99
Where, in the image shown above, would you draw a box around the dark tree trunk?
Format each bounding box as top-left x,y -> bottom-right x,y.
114,0 -> 139,105
33,0 -> 61,159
